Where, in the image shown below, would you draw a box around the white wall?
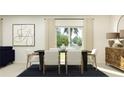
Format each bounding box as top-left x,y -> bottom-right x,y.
2,15 -> 111,64
2,16 -> 45,63
110,15 -> 121,32
93,15 -> 111,63
110,15 -> 124,32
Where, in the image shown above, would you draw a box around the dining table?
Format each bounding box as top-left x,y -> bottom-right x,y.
35,50 -> 88,72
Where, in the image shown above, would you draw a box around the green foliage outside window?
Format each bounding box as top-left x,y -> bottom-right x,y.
57,27 -> 82,48
72,36 -> 82,46
57,31 -> 69,47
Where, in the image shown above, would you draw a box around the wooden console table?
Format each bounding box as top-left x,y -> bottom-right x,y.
35,50 -> 88,71
105,47 -> 124,71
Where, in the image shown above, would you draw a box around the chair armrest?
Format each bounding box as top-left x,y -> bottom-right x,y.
88,53 -> 92,55
88,53 -> 95,57
87,51 -> 92,54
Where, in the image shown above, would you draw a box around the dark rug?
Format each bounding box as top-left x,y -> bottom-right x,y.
18,65 -> 108,77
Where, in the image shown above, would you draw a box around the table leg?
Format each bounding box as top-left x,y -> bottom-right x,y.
82,51 -> 87,71
39,52 -> 44,71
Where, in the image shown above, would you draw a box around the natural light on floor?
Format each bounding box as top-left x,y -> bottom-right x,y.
97,66 -> 124,77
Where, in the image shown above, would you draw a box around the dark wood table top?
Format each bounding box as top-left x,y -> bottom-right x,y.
35,49 -> 88,53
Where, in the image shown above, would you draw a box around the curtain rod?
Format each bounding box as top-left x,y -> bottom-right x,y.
54,18 -> 84,20
54,18 -> 94,20
44,18 -> 94,20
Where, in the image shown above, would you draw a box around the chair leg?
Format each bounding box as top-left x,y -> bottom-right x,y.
66,64 -> 68,75
94,56 -> 97,71
30,61 -> 31,67
58,54 -> 61,75
43,65 -> 45,75
26,55 -> 30,69
80,59 -> 83,74
39,65 -> 41,71
81,64 -> 83,74
26,61 -> 28,69
58,65 -> 60,75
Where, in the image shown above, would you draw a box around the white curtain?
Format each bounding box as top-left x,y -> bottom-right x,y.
44,18 -> 56,50
84,18 -> 94,50
0,19 -> 2,46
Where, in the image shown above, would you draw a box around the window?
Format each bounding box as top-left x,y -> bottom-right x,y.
55,19 -> 84,64
56,26 -> 83,49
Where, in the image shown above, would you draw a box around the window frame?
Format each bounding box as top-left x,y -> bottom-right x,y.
56,26 -> 84,49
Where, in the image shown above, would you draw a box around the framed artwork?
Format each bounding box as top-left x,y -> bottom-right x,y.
12,24 -> 35,47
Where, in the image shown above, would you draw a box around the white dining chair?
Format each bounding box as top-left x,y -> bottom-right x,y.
43,50 -> 60,74
88,49 -> 97,70
26,52 -> 39,68
66,50 -> 83,74
25,48 -> 39,69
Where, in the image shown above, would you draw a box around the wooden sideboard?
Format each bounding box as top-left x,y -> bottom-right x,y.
105,47 -> 124,71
